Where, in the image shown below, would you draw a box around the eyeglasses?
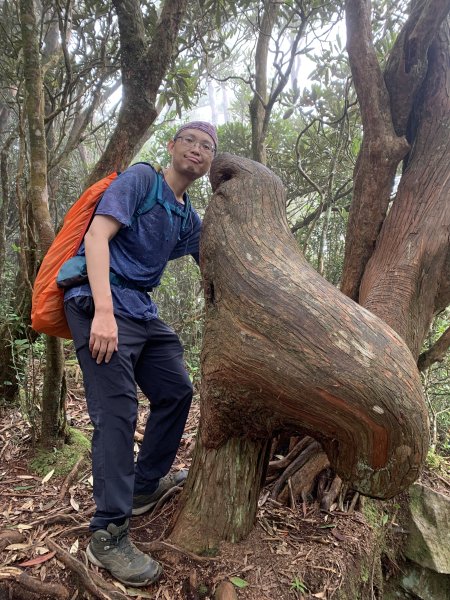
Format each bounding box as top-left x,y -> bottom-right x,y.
175,135 -> 216,155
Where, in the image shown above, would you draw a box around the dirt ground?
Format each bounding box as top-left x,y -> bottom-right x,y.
1,372 -> 449,600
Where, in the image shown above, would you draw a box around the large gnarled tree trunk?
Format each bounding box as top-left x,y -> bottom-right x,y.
170,154 -> 429,553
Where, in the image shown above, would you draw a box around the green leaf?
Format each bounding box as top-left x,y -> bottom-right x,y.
291,577 -> 308,592
230,577 -> 249,588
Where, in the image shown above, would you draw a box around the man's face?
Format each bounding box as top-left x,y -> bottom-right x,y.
168,128 -> 215,180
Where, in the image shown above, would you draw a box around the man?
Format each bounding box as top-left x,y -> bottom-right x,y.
63,122 -> 217,587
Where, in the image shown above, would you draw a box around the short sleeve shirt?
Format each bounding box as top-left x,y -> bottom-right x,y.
64,163 -> 202,320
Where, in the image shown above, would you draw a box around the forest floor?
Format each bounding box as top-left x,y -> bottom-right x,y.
1,368 -> 449,600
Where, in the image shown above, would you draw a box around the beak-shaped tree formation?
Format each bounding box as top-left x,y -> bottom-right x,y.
170,153 -> 429,553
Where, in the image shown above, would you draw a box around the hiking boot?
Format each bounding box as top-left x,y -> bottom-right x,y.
132,469 -> 188,516
86,519 -> 162,587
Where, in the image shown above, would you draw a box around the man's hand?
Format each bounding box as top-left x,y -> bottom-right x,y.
89,310 -> 118,364
84,214 -> 121,364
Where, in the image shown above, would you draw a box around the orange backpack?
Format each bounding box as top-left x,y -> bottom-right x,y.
31,172 -> 119,339
31,163 -> 184,339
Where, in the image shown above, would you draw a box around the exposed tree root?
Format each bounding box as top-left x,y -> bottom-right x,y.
270,440 -> 322,499
137,539 -> 218,563
266,435 -> 362,514
348,491 -> 360,513
29,507 -> 93,527
279,451 -> 330,505
0,567 -> 69,599
1,582 -> 41,600
215,580 -> 238,599
147,484 -> 182,516
266,436 -> 314,480
46,539 -> 129,600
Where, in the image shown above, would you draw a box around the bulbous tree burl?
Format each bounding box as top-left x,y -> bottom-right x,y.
169,154 -> 429,554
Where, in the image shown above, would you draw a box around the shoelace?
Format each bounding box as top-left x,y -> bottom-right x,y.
110,532 -> 140,561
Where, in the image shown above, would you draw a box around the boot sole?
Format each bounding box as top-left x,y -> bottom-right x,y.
86,545 -> 162,587
132,474 -> 188,516
131,501 -> 158,516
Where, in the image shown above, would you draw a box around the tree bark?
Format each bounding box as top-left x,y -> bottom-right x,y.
170,432 -> 269,554
384,0 -> 450,137
433,248 -> 450,313
0,121 -> 29,404
86,0 -> 188,184
170,153 -> 429,553
0,135 -> 14,282
41,336 -> 67,448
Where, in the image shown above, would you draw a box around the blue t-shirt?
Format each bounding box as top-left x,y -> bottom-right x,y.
64,163 -> 202,320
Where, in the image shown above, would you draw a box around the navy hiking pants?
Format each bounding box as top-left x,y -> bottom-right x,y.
65,296 -> 193,531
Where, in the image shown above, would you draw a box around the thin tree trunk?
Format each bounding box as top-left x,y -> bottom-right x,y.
20,0 -> 66,446
207,80 -> 218,126
317,204 -> 330,276
418,325 -> 450,371
41,336 -> 67,448
0,134 -> 14,282
0,114 -> 29,404
20,0 -> 54,255
221,83 -> 230,123
249,0 -> 279,164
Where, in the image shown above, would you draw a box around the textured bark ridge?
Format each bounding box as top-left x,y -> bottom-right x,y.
199,153 -> 429,499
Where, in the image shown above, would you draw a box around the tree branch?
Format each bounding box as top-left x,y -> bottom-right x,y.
47,539 -> 128,600
434,247 -> 450,313
111,0 -> 146,68
345,0 -> 393,137
87,0 -> 188,184
418,325 -> 450,371
291,182 -> 353,234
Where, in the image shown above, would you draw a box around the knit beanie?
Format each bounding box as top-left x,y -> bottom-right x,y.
174,121 -> 218,150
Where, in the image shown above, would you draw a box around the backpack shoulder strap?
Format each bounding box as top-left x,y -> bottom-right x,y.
132,166 -> 164,219
130,163 -> 191,240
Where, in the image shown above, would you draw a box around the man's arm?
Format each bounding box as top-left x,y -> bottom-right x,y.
84,214 -> 121,364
